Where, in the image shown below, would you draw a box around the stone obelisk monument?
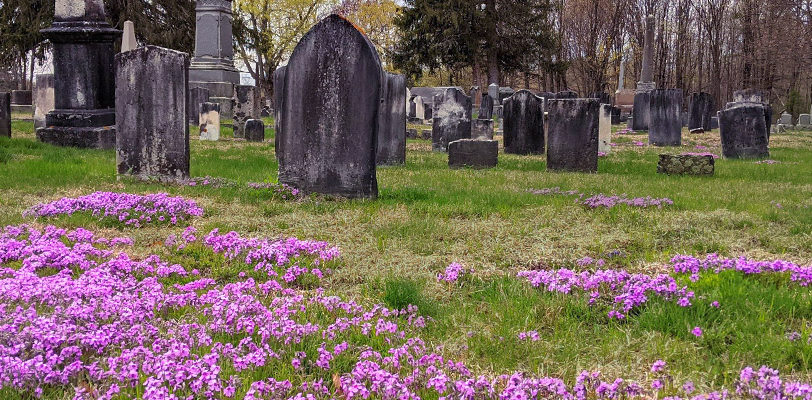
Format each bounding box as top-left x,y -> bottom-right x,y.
632,15 -> 656,131
36,0 -> 121,149
189,0 -> 240,119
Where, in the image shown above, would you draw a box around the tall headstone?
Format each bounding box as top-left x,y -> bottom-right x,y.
233,85 -> 258,138
503,90 -> 544,155
273,65 -> 287,159
188,87 -> 210,124
479,94 -> 494,119
633,15 -> 656,131
0,93 -> 10,138
278,14 -> 381,198
598,104 -> 612,153
488,83 -> 499,104
115,46 -> 190,180
189,0 -> 240,118
244,119 -> 265,142
688,92 -> 714,133
649,89 -> 683,146
547,99 -> 600,172
199,102 -> 220,141
121,20 -> 137,52
37,0 -> 121,149
377,72 -> 406,165
33,74 -> 55,130
719,102 -> 769,159
432,87 -> 472,152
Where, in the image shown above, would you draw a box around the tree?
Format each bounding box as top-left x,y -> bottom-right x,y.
0,0 -> 53,90
104,0 -> 196,53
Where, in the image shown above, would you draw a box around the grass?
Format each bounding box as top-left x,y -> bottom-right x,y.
1,117 -> 811,392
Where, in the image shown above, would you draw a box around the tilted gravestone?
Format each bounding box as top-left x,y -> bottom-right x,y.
33,74 -> 55,130
188,87 -> 210,124
719,102 -> 770,159
649,89 -> 683,146
115,46 -> 190,181
278,14 -> 381,198
599,104 -> 612,153
479,94 -> 494,119
547,99 -> 599,172
448,139 -> 498,169
0,92 -> 10,138
273,65 -> 287,159
688,92 -> 714,133
377,72 -> 406,165
244,119 -> 264,142
233,85 -> 258,138
503,90 -> 544,155
431,87 -> 472,152
657,154 -> 714,175
472,119 -> 494,140
199,102 -> 220,141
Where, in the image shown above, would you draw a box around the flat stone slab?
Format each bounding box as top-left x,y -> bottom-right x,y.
448,139 -> 498,169
657,154 -> 714,175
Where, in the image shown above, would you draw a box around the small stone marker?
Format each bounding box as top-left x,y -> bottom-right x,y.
121,20 -> 137,52
648,89 -> 683,146
778,112 -> 793,126
472,119 -> 494,140
598,104 -> 612,153
711,116 -> 719,130
188,87 -> 210,124
420,129 -> 431,140
431,87 -> 472,152
244,119 -> 265,142
115,45 -> 190,181
719,102 -> 770,159
503,90 -> 544,155
657,154 -> 714,175
688,92 -> 714,133
199,102 -> 220,141
798,114 -> 811,129
0,92 -> 10,138
377,72 -> 406,165
547,99 -> 599,173
233,85 -> 258,138
33,74 -> 55,129
448,139 -> 498,169
479,94 -> 494,119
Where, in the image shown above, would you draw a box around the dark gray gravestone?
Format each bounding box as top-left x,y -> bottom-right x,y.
711,116 -> 719,130
555,90 -> 578,99
0,92 -> 10,138
632,91 -> 650,131
472,119 -> 494,140
233,85 -> 258,138
115,46 -> 190,181
649,89 -> 683,146
377,72 -> 406,165
688,92 -> 714,133
420,129 -> 431,140
503,90 -> 545,155
479,94 -> 494,119
273,65 -> 287,160
719,103 -> 770,159
657,154 -> 714,175
278,14 -> 381,198
11,90 -> 32,105
448,139 -> 498,169
188,87 -> 210,124
547,99 -> 599,172
431,87 -> 472,152
37,0 -> 121,149
244,119 -> 265,142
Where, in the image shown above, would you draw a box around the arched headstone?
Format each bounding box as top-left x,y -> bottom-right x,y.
503,90 -> 544,155
431,88 -> 472,152
688,92 -> 714,133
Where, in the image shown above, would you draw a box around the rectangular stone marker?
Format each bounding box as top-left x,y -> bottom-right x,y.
11,90 -> 32,106
649,89 -> 683,146
688,92 -> 714,133
431,87 -> 472,152
273,65 -> 287,160
233,85 -> 258,138
34,74 -> 55,130
778,113 -> 793,126
657,154 -> 714,175
547,99 -> 599,173
719,102 -> 770,159
0,92 -> 10,138
711,116 -> 719,130
632,91 -> 650,130
479,94 -> 494,119
798,114 -> 810,126
115,46 -> 190,181
406,128 -> 417,139
503,90 -> 544,155
199,102 -> 220,141
377,72 -> 406,165
599,104 -> 612,153
472,119 -> 494,140
244,119 -> 264,142
448,139 -> 498,169
188,87 -> 210,124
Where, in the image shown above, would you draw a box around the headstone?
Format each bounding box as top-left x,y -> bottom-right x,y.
555,90 -> 578,99
611,106 -> 621,125
472,119 -> 494,140
710,116 -> 719,130
633,15 -> 657,131
778,112 -> 793,126
420,129 -> 431,140
273,65 -> 287,158
406,128 -> 417,139
233,85 -> 258,138
278,14 -> 381,198
632,91 -> 650,130
719,102 -> 770,159
244,119 -> 264,142
498,87 -> 515,104
503,89 -> 544,155
121,20 -> 137,52
488,83 -> 499,104
37,0 -> 121,149
547,99 -> 599,172
414,96 -> 426,120
688,92 -> 714,133
479,94 -> 494,119
11,90 -> 32,105
798,114 -> 811,128
33,74 -> 55,129
448,139 -> 498,169
115,46 -> 190,180
599,104 -> 612,153
408,96 -> 416,118
649,89 -> 683,146
733,89 -> 765,103
657,154 -> 714,175
424,105 -> 433,120
431,87 -> 472,152
377,72 -> 406,165
188,87 -> 210,124
0,92 -> 10,138
189,0 -> 240,118
199,102 -> 220,141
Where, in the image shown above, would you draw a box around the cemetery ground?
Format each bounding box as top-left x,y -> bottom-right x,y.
0,120 -> 811,398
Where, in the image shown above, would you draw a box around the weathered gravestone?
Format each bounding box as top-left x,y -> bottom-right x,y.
115,46 -> 190,180
121,20 -> 137,52
199,102 -> 220,141
421,129 -> 431,140
0,92 -> 10,138
278,14 -> 381,198
499,87 -> 515,104
547,99 -> 599,172
273,65 -> 287,159
632,91 -> 651,131
244,119 -> 264,142
798,114 -> 811,129
599,104 -> 612,153
188,0 -> 239,119
503,90 -> 544,155
33,74 -> 55,129
448,139 -> 498,169
488,83 -> 499,104
718,102 -> 770,159
406,128 -> 417,139
377,72 -> 406,165
188,87 -> 210,124
555,90 -> 578,99
37,0 -> 121,149
591,92 -> 611,105
472,119 -> 494,140
711,116 -> 719,130
688,92 -> 714,133
479,94 -> 494,119
657,154 -> 714,175
778,113 -> 793,126
233,85 -> 258,138
649,89 -> 683,146
432,87 -> 472,152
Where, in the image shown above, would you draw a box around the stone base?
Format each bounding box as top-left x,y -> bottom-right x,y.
11,105 -> 33,115
657,154 -> 714,175
448,139 -> 498,169
37,126 -> 116,149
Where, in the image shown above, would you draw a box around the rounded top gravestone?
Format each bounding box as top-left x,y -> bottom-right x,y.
278,14 -> 383,198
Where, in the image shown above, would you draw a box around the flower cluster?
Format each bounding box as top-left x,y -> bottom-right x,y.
579,194 -> 674,209
670,254 -> 812,286
437,262 -> 473,283
23,191 -> 203,227
247,182 -> 301,199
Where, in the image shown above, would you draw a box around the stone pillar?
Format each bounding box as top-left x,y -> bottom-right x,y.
233,85 -> 258,138
188,87 -> 210,124
199,102 -> 220,141
503,90 -> 544,155
377,72 -> 406,165
599,104 -> 612,153
688,92 -> 714,133
719,102 -> 770,159
121,20 -> 137,52
649,89 -> 683,146
0,92 -> 10,138
33,74 -> 55,130
37,0 -> 121,149
244,119 -> 264,142
115,46 -> 190,181
640,15 -> 655,84
633,15 -> 656,131
189,0 -> 240,118
616,53 -> 626,92
431,87 -> 472,152
547,99 -> 600,173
